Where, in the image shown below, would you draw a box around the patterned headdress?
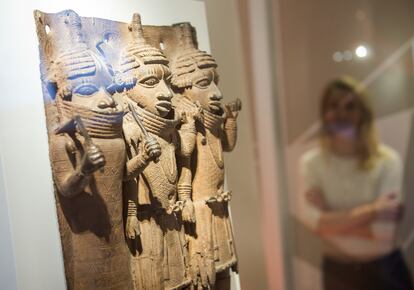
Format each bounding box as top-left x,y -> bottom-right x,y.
46,10 -> 113,102
45,10 -> 122,137
170,22 -> 217,89
116,13 -> 169,87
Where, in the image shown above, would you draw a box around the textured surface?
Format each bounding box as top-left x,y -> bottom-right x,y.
34,9 -> 240,290
170,23 -> 240,290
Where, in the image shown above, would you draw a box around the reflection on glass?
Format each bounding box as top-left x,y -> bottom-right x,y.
355,45 -> 368,58
300,77 -> 413,290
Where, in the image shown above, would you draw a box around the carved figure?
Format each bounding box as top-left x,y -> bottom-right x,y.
171,23 -> 241,290
45,10 -> 133,290
116,14 -> 198,290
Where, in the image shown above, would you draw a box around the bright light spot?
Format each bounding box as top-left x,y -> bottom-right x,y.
45,25 -> 51,35
355,45 -> 368,58
332,51 -> 343,62
343,50 -> 353,61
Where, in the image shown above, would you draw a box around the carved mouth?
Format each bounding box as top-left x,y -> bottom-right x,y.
98,106 -> 121,114
209,101 -> 222,111
155,101 -> 172,114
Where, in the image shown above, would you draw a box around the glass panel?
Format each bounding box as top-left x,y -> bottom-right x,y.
277,1 -> 414,289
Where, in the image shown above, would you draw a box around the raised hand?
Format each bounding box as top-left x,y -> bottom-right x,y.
80,144 -> 106,175
224,98 -> 242,119
142,137 -> 161,162
180,102 -> 204,124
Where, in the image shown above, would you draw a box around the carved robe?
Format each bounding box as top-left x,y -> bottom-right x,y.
176,97 -> 238,287
123,104 -> 192,290
49,101 -> 133,290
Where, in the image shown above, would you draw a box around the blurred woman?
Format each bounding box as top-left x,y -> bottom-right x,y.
300,77 -> 413,290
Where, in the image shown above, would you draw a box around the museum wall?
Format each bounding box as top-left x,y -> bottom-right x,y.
0,155 -> 18,290
205,1 -> 270,290
204,0 -> 292,289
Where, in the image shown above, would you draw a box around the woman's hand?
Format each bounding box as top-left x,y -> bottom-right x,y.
305,188 -> 326,210
373,192 -> 403,221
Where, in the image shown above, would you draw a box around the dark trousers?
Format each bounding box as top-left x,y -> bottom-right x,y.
323,250 -> 414,290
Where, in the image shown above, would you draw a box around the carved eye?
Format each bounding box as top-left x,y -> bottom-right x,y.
140,76 -> 159,87
195,78 -> 211,89
73,84 -> 99,96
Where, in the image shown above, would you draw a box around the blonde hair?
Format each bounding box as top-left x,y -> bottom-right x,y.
320,76 -> 381,170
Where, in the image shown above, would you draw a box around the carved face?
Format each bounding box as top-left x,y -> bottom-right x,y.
68,78 -> 119,113
184,68 -> 222,113
56,49 -> 120,114
127,64 -> 173,117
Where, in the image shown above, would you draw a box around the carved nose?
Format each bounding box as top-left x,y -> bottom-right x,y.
209,92 -> 222,101
98,96 -> 117,109
209,83 -> 222,101
156,91 -> 172,101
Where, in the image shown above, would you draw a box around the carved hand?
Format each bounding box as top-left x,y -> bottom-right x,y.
141,137 -> 161,162
125,215 -> 141,239
181,199 -> 196,223
182,101 -> 204,123
224,98 -> 242,119
80,144 -> 106,175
